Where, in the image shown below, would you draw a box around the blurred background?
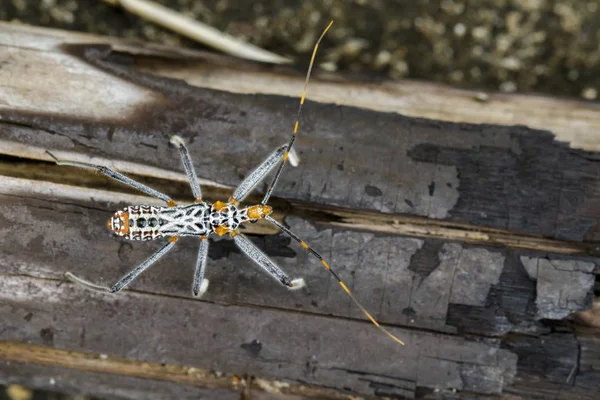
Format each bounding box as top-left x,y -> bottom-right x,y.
1,0 -> 599,100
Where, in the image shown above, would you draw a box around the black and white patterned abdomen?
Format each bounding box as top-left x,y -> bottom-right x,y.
109,202 -> 252,240
156,203 -> 211,237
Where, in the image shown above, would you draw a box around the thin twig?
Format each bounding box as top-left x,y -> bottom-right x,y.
101,0 -> 290,64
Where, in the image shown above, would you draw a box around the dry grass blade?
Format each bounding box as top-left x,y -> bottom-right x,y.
101,0 -> 290,64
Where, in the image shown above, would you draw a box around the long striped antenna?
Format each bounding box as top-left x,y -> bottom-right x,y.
261,21 -> 334,206
265,216 -> 405,346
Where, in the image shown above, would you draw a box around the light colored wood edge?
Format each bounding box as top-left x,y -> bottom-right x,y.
0,139 -> 229,190
0,341 -> 352,399
141,63 -> 600,151
294,203 -> 595,257
2,22 -> 600,151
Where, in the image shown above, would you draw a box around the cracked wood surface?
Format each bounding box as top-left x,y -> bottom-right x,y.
0,23 -> 599,399
4,24 -> 600,244
0,341 -> 351,400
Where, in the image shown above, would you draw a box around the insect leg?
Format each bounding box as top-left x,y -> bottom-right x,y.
65,237 -> 179,293
265,216 -> 405,346
231,144 -> 292,204
170,136 -> 203,201
232,232 -> 305,290
46,151 -> 176,206
192,237 -> 210,297
260,21 -> 333,206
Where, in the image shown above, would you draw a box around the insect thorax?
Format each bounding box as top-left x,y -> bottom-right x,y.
108,202 -> 270,240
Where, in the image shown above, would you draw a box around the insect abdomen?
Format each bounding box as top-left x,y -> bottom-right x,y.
156,203 -> 211,237
109,204 -> 212,240
125,205 -> 165,241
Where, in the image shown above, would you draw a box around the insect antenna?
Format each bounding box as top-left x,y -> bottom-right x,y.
265,216 -> 405,346
260,20 -> 334,206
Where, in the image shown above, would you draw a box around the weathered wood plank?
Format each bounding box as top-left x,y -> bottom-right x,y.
576,328 -> 600,393
1,177 -> 597,398
3,24 -> 600,243
1,23 -> 599,400
1,176 -> 596,334
0,362 -> 243,400
0,274 -> 519,398
0,342 -> 346,400
0,155 -> 593,255
502,328 -> 600,400
3,23 -> 600,152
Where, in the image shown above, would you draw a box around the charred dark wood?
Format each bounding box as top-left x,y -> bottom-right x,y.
0,22 -> 599,400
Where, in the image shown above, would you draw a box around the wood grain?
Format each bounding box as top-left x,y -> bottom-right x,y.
0,341 -> 349,400
0,22 -> 598,399
3,23 -> 600,151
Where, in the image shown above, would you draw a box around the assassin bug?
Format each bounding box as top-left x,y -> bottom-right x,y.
47,21 -> 404,346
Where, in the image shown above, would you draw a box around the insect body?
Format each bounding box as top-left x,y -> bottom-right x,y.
109,202 -> 271,240
48,21 -> 404,346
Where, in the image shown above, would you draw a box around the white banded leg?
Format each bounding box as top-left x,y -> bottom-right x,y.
192,238 -> 210,297
46,151 -> 175,205
65,238 -> 178,293
231,144 -> 298,204
233,233 -> 305,290
170,135 -> 202,201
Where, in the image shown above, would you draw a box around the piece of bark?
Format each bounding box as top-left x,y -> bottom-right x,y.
0,23 -> 599,400
3,24 -> 600,244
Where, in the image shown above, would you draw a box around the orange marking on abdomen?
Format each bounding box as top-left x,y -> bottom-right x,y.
119,211 -> 130,235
